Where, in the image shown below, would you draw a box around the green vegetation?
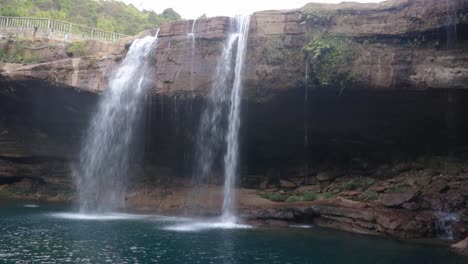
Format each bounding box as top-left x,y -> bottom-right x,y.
322,192 -> 335,199
359,191 -> 378,202
341,177 -> 375,191
0,0 -> 182,35
286,195 -> 302,202
302,191 -> 317,201
285,191 -> 317,202
302,9 -> 335,26
303,34 -> 355,88
66,41 -> 86,57
261,192 -> 285,202
0,42 -> 25,63
0,41 -> 41,63
22,54 -> 39,63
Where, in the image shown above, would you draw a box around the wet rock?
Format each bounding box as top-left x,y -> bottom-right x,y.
381,189 -> 421,207
420,195 -> 443,211
280,180 -> 296,188
460,186 -> 468,198
402,202 -> 420,211
368,186 -> 386,193
424,179 -> 449,194
452,223 -> 468,241
316,170 -> 344,182
341,191 -> 360,197
289,177 -> 304,187
393,162 -> 413,173
264,219 -> 289,227
259,179 -> 268,190
296,185 -> 320,193
374,209 -> 434,238
451,237 -> 468,256
303,176 -> 318,186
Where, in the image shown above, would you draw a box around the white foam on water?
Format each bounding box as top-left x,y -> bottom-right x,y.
23,204 -> 39,208
164,219 -> 252,232
49,212 -> 151,221
49,212 -> 194,222
289,224 -> 314,229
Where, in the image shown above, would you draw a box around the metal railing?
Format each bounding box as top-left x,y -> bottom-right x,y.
0,16 -> 129,42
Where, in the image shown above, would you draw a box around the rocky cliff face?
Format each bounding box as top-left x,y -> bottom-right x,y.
2,0 -> 467,96
1,0 -> 468,248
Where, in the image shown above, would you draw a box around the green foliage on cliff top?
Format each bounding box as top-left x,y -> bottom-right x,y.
0,0 -> 181,35
301,9 -> 335,26
303,34 -> 355,89
1,40 -> 40,63
66,41 -> 86,57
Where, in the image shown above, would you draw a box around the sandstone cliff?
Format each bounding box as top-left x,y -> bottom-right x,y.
1,0 -> 467,96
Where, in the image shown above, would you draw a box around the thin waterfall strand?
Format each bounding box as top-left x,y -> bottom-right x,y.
222,16 -> 250,221
191,16 -> 250,221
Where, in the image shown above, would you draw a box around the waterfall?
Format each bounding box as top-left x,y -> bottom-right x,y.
189,19 -> 197,94
221,16 -> 250,221
435,212 -> 460,240
192,16 -> 250,221
75,34 -> 158,213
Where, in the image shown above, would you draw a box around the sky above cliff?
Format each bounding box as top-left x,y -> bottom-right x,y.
121,0 -> 384,19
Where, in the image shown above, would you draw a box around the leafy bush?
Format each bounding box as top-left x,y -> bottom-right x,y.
66,41 -> 86,57
303,34 -> 355,89
0,42 -> 25,63
302,9 -> 335,26
261,192 -> 285,202
322,192 -> 335,199
302,191 -> 317,201
285,191 -> 317,202
23,54 -> 39,64
286,195 -> 302,202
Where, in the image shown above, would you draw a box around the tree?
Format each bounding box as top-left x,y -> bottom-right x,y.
161,8 -> 181,21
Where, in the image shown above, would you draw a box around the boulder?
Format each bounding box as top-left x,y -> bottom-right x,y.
279,180 -> 296,188
402,202 -> 420,211
451,237 -> 468,256
381,189 -> 421,207
452,223 -> 468,241
341,191 -> 360,197
296,185 -> 321,193
316,170 -> 344,182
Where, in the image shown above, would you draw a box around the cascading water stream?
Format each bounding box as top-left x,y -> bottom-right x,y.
435,212 -> 460,240
192,16 -> 250,222
75,34 -> 158,213
189,19 -> 197,93
222,16 -> 250,221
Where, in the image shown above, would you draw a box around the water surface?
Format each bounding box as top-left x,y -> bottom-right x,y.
0,202 -> 466,263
